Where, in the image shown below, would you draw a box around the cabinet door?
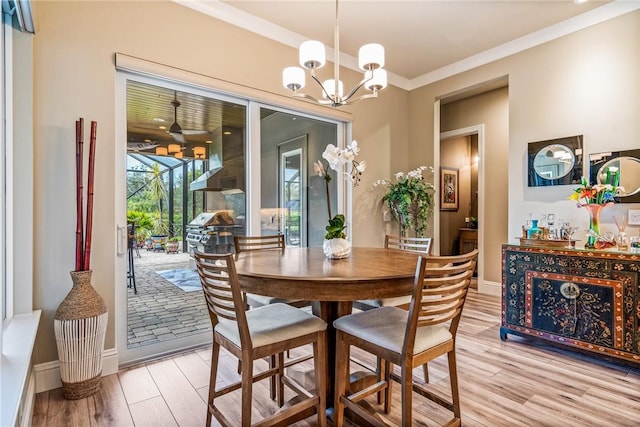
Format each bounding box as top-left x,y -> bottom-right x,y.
526,271 -> 622,349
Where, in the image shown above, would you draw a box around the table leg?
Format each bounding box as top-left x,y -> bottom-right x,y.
312,300 -> 352,406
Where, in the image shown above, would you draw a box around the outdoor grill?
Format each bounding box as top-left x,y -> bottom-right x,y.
186,211 -> 241,267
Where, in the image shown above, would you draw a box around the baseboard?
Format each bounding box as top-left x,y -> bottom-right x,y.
478,279 -> 501,296
19,372 -> 36,427
34,348 -> 119,393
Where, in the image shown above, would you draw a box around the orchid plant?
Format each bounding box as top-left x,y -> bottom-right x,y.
314,140 -> 366,240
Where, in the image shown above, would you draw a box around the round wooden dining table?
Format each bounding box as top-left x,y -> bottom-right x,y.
233,246 -> 421,404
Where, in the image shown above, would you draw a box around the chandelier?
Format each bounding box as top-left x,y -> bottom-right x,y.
282,0 -> 387,108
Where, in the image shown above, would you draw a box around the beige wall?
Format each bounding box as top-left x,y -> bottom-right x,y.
439,88 -> 509,280
31,1 -> 409,364
409,11 -> 639,285
27,2 -> 640,364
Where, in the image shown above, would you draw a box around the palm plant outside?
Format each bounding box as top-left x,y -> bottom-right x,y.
149,163 -> 168,236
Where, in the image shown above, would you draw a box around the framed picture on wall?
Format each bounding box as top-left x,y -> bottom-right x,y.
440,167 -> 459,211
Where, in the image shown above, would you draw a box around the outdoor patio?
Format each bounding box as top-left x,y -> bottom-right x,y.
127,247 -> 211,348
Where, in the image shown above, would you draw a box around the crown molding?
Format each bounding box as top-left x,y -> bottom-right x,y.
407,1 -> 640,90
174,0 -> 638,92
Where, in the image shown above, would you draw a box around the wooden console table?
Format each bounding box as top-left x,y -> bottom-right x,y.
501,244 -> 640,365
458,228 -> 478,254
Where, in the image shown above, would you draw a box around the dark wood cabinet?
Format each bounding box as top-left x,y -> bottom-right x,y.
458,228 -> 478,254
501,244 -> 640,365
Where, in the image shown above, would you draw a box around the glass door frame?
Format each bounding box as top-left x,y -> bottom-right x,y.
116,73 -> 351,366
279,144 -> 306,246
115,72 -> 250,365
246,103 -> 350,239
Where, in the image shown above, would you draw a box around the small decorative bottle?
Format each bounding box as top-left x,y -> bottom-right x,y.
527,219 -> 542,239
616,232 -> 630,251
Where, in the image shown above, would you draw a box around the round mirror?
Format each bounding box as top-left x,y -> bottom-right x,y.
533,144 -> 575,180
597,157 -> 640,197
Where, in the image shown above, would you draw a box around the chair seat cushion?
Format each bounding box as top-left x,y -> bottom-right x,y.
354,296 -> 412,311
246,293 -> 304,308
333,306 -> 452,354
216,303 -> 326,348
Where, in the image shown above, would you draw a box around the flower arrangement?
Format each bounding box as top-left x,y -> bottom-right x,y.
373,166 -> 435,237
568,176 -> 623,206
568,176 -> 624,249
314,141 -> 366,240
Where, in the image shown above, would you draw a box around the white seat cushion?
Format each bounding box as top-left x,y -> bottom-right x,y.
333,306 -> 452,354
216,303 -> 326,348
245,293 -> 304,308
355,296 -> 412,310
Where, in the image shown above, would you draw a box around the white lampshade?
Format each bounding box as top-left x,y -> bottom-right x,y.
364,69 -> 388,91
322,79 -> 343,100
168,143 -> 181,154
155,147 -> 168,156
358,43 -> 385,70
174,151 -> 183,159
283,66 -> 305,91
299,40 -> 326,69
193,146 -> 206,157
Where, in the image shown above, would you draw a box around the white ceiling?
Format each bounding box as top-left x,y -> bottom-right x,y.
176,1 -> 638,90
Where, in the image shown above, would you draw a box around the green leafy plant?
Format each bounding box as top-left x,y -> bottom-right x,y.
149,163 -> 168,235
325,214 -> 347,240
373,166 -> 435,237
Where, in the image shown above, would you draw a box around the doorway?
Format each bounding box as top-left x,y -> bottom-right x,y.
438,125 -> 484,287
278,136 -> 308,247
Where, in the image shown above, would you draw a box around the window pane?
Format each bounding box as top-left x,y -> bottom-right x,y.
260,108 -> 337,247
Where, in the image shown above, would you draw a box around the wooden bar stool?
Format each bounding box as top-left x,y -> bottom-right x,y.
194,251 -> 328,427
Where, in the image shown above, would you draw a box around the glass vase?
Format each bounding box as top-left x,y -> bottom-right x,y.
581,203 -> 611,249
322,238 -> 351,259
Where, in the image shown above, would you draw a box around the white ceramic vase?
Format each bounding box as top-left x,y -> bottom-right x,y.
322,238 -> 351,259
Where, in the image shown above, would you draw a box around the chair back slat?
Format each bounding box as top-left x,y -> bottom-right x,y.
194,251 -> 252,346
403,249 -> 478,354
385,234 -> 432,254
234,234 -> 285,258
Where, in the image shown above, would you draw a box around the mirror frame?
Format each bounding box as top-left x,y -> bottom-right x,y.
589,148 -> 640,203
527,135 -> 583,187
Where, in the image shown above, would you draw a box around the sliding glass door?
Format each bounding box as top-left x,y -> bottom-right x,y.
117,75 -> 346,364
259,108 -> 340,247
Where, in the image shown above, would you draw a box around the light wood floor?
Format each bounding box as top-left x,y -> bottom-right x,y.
32,291 -> 640,426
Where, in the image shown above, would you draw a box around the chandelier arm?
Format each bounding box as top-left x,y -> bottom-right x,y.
342,72 -> 375,103
341,92 -> 379,106
310,71 -> 335,102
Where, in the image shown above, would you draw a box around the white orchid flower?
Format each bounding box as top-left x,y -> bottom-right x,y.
395,172 -> 405,181
347,140 -> 359,155
356,160 -> 366,173
313,160 -> 325,177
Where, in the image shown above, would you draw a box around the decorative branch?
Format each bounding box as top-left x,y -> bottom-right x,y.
83,121 -> 97,271
74,119 -> 84,271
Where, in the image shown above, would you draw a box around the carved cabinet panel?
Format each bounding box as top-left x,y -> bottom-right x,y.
501,244 -> 640,365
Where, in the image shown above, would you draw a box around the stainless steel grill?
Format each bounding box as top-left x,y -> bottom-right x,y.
186,211 -> 243,264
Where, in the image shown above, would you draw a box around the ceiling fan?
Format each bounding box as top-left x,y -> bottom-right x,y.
168,91 -> 209,144
127,140 -> 158,152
